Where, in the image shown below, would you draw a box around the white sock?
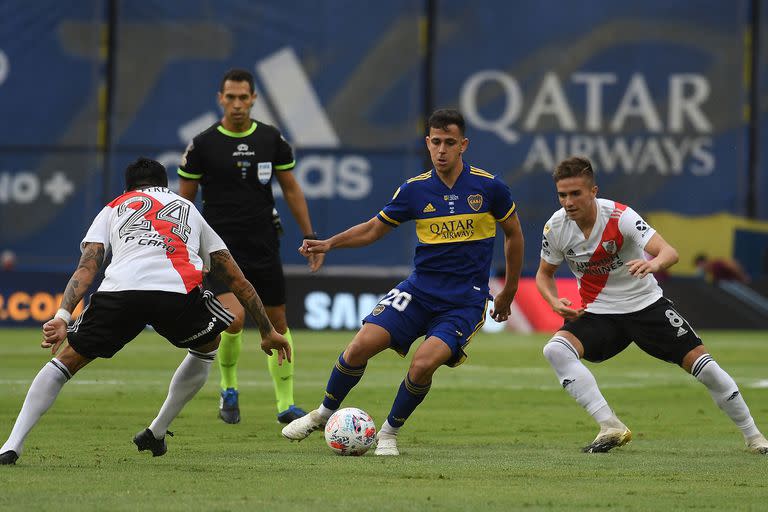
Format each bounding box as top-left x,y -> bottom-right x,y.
692,354 -> 761,440
148,349 -> 216,438
1,359 -> 71,455
543,337 -> 622,428
317,404 -> 336,420
379,420 -> 399,437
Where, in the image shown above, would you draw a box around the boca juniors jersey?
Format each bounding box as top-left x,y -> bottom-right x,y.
81,187 -> 227,294
377,163 -> 516,305
540,198 -> 662,314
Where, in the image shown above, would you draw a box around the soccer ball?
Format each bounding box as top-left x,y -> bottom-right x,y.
324,407 -> 377,456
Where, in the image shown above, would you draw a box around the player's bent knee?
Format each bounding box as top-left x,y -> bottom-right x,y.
194,335 -> 220,354
56,345 -> 92,376
543,337 -> 579,364
343,342 -> 373,367
407,360 -> 438,384
226,317 -> 245,333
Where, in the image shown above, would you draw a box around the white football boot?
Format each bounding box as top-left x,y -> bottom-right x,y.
374,432 -> 399,456
746,434 -> 768,454
281,409 -> 326,441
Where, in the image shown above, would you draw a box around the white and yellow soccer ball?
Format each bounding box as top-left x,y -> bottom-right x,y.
324,407 -> 377,456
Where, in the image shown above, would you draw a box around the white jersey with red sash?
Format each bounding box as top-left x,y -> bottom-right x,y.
81,186 -> 227,294
541,198 -> 662,314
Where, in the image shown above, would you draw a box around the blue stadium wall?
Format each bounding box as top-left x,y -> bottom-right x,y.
0,0 -> 766,278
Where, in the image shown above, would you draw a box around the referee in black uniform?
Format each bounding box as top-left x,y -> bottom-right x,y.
178,68 -> 324,424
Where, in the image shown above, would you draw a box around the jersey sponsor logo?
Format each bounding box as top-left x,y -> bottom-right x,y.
575,254 -> 624,275
444,194 -> 459,201
467,194 -> 483,211
257,162 -> 273,184
676,326 -> 688,337
566,248 -> 576,256
541,237 -> 551,256
423,203 -> 436,213
232,146 -> 255,157
601,239 -> 618,255
415,213 -> 496,244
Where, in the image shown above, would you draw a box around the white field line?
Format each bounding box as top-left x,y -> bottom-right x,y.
2,372 -> 768,389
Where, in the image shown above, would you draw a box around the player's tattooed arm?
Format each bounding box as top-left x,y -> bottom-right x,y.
60,242 -> 105,312
209,249 -> 274,337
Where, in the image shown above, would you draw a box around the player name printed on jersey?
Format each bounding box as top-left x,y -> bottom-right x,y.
83,187 -> 227,294
541,198 -> 662,314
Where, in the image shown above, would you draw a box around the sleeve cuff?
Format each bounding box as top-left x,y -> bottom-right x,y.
177,168 -> 203,179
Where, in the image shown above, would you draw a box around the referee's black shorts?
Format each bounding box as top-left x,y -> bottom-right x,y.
67,287 -> 234,359
560,297 -> 703,366
205,260 -> 286,306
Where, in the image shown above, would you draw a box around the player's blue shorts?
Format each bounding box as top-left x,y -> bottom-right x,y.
362,280 -> 488,367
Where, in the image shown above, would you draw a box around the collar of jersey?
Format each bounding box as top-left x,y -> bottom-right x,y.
432,162 -> 469,189
217,121 -> 257,138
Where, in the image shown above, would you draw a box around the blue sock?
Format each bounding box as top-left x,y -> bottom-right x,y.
321,353 -> 366,410
386,374 -> 431,428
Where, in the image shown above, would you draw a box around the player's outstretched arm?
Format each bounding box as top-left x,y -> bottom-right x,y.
42,242 -> 106,354
491,213 -> 524,322
208,249 -> 291,363
626,232 -> 679,279
299,217 -> 392,257
536,259 -> 583,320
275,171 -> 325,272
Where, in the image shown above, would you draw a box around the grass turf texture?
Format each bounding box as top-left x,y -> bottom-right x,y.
1,329 -> 767,511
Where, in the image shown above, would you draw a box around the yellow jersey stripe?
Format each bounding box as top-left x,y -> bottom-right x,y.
497,203 -> 517,222
469,166 -> 494,176
415,212 -> 496,244
464,299 -> 489,346
378,210 -> 400,226
407,171 -> 432,183
470,170 -> 495,179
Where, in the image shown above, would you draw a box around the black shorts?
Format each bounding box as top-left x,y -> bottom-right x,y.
561,297 -> 702,366
67,288 -> 234,359
205,261 -> 286,306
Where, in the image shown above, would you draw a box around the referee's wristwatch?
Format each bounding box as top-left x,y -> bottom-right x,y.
303,232 -> 319,240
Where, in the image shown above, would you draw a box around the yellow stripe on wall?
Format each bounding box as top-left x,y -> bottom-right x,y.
645,211 -> 768,275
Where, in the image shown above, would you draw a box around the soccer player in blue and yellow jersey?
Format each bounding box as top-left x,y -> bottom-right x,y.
281,109 -> 524,455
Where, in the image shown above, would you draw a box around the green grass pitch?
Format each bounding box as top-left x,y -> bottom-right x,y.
1,328 -> 767,511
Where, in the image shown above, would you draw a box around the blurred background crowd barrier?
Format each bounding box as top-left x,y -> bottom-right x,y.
2,0 -> 768,329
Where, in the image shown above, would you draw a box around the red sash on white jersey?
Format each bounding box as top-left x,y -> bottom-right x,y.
579,202 -> 627,308
109,191 -> 202,292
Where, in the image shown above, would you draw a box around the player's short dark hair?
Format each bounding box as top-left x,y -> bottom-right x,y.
125,157 -> 168,191
220,68 -> 254,94
427,109 -> 466,136
553,156 -> 595,184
